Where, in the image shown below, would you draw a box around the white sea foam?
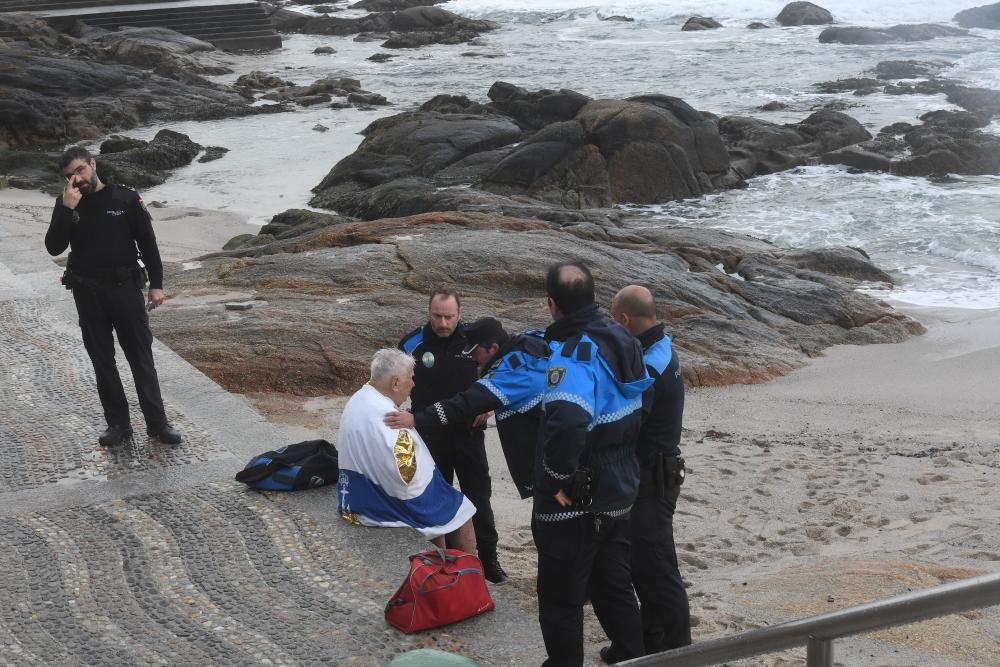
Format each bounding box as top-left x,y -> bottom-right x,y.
443,0 -> 982,25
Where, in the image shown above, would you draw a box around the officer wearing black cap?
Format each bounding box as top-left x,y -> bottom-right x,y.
399,289 -> 505,583
609,285 -> 690,657
387,317 -> 551,501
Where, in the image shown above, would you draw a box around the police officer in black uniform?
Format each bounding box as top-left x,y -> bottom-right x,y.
610,285 -> 690,657
399,290 -> 505,583
386,317 -> 550,501
45,146 -> 182,447
535,263 -> 652,666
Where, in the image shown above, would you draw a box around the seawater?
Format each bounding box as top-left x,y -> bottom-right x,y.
120,0 -> 1000,309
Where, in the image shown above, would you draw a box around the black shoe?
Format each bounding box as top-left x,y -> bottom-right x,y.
599,646 -> 616,665
98,424 -> 133,447
482,557 -> 508,584
148,424 -> 182,445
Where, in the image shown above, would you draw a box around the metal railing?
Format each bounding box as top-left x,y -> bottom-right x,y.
618,571 -> 1000,667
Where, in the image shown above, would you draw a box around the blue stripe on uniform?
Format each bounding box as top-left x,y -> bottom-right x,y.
401,330 -> 424,355
644,335 -> 673,375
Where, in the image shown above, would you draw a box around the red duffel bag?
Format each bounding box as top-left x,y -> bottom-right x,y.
385,549 -> 496,633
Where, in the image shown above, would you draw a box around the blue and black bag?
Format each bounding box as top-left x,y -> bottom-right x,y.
235,439 -> 339,491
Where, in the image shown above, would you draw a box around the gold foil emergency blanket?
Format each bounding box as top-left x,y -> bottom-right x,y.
394,429 -> 417,483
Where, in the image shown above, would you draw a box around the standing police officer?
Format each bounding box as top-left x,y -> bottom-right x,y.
386,317 -> 550,501
610,285 -> 691,657
399,290 -> 506,583
535,263 -> 652,666
45,146 -> 182,447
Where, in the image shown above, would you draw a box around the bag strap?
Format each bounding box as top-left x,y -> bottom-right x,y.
235,457 -> 287,484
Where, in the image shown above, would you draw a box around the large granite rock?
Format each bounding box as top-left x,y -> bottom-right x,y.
819,24 -> 969,44
309,84 -> 879,219
823,111 -> 1000,176
682,17 -> 723,31
0,44 -> 278,149
484,95 -> 736,206
954,2 -> 1000,29
718,111 -> 872,177
96,129 -> 204,188
350,0 -> 448,9
776,2 -> 833,26
157,212 -> 922,394
309,109 -> 523,211
266,5 -> 497,48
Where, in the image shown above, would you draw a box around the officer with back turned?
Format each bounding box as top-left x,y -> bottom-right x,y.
386,316 -> 550,501
534,262 -> 652,666
609,284 -> 691,659
45,146 -> 181,447
399,290 -> 506,583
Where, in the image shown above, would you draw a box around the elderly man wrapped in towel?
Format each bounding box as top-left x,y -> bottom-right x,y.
338,348 -> 477,553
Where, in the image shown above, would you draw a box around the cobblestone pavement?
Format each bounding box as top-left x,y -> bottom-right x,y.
0,198 -> 545,666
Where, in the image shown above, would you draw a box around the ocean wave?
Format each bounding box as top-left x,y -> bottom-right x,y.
443,0 -> 982,26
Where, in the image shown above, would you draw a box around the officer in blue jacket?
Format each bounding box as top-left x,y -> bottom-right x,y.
609,285 -> 691,658
386,317 -> 550,500
534,262 -> 652,667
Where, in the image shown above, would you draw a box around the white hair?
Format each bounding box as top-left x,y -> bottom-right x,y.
370,348 -> 415,384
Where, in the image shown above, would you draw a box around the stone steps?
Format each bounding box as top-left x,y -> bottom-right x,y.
1,1 -> 281,52
0,0 -> 167,11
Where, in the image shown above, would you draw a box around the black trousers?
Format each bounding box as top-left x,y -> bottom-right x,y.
419,425 -> 499,559
72,280 -> 168,433
631,485 -> 691,653
532,514 -> 643,667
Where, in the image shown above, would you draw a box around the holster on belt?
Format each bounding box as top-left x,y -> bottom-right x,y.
61,258 -> 146,290
638,453 -> 685,499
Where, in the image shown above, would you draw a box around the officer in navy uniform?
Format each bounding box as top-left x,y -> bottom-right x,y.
534,262 -> 652,667
45,146 -> 182,447
399,290 -> 506,583
610,285 -> 691,657
386,317 -> 550,501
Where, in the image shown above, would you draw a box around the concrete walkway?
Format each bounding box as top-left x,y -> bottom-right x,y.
0,194 -> 546,666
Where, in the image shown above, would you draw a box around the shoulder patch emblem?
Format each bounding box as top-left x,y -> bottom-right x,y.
547,366 -> 566,388
421,351 -> 435,368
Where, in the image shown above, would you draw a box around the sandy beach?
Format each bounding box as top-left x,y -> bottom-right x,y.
4,185 -> 998,664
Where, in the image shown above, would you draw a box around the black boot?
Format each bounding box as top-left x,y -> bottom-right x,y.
148,424 -> 182,445
481,555 -> 509,584
98,424 -> 133,447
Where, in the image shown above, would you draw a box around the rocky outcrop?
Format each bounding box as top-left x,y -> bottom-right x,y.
719,111 -> 871,177
0,48 -> 277,149
96,130 -> 206,188
776,2 -> 833,26
255,76 -> 388,107
873,60 -> 952,80
156,211 -> 922,395
235,71 -> 294,90
954,2 -> 1000,29
819,24 -> 969,44
484,95 -> 737,207
350,0 -> 448,9
814,78 -> 881,94
308,83 -> 883,219
265,5 -> 497,48
823,111 -> 1000,176
682,17 -> 723,31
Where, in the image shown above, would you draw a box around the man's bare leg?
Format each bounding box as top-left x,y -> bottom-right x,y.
444,519 -> 477,554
